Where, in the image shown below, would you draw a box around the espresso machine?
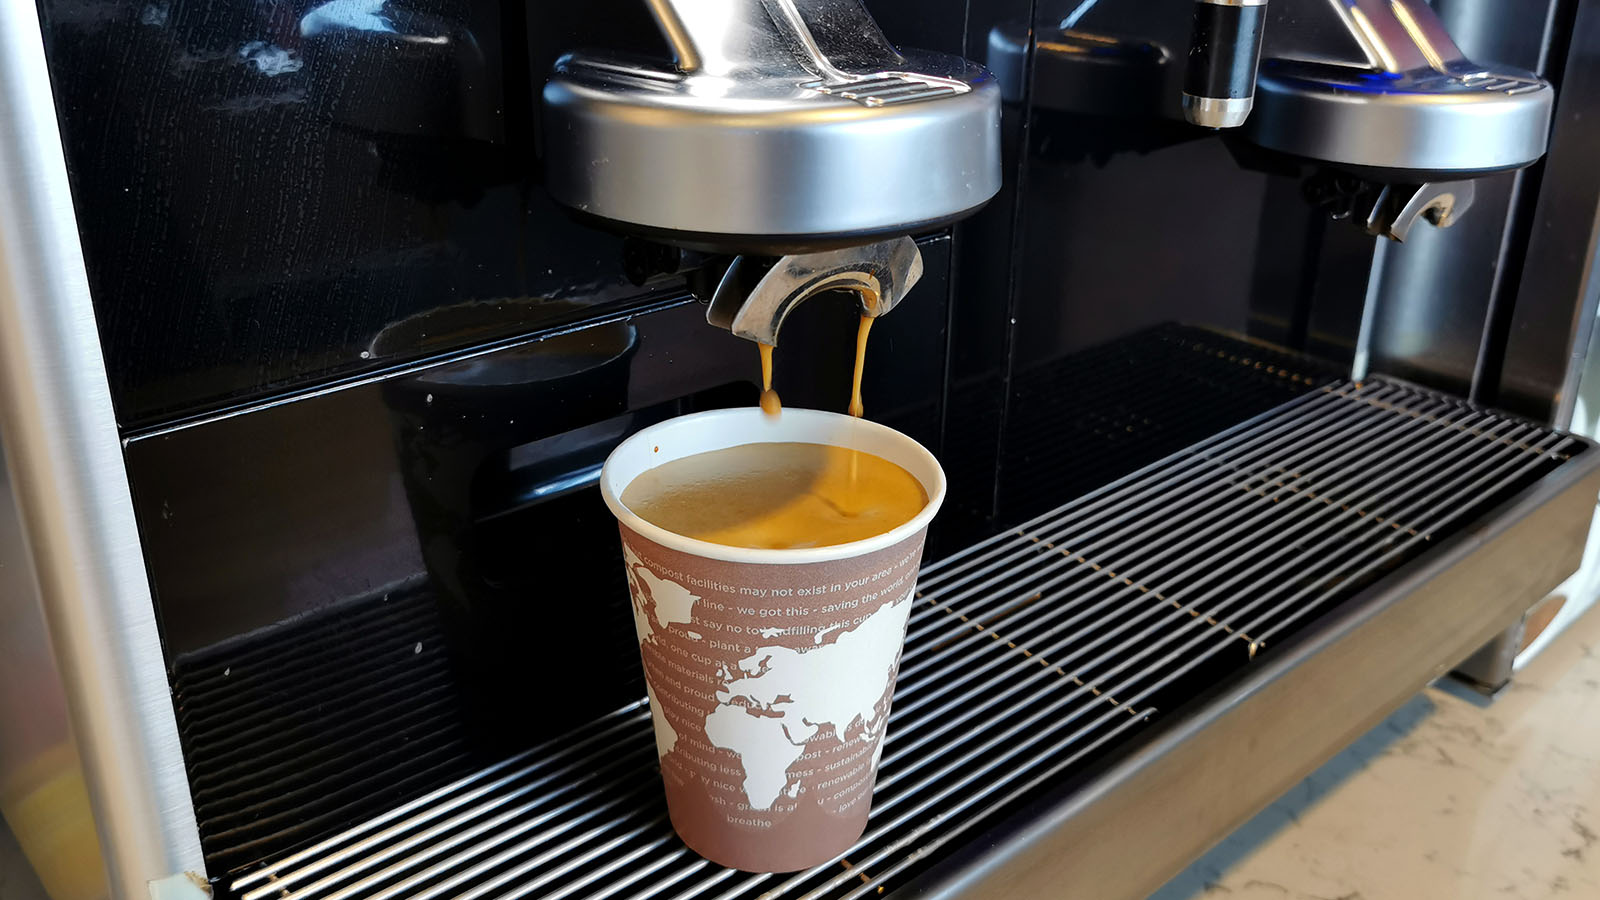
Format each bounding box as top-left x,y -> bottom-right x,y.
3,1 -> 1600,899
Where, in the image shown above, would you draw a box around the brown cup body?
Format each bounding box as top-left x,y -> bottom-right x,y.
620,525 -> 929,872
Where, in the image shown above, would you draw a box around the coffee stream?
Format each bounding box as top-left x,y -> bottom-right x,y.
757,301 -> 876,421
757,303 -> 877,492
759,342 -> 780,416
848,314 -> 873,419
623,303 -> 919,550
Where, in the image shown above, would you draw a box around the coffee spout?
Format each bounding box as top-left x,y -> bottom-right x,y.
705,237 -> 923,346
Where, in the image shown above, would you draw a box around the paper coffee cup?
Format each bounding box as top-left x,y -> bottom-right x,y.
601,408 -> 946,872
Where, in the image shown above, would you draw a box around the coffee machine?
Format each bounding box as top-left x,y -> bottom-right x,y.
3,1 -> 1599,899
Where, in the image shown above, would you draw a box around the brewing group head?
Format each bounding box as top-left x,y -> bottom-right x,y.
542,0 -> 1002,256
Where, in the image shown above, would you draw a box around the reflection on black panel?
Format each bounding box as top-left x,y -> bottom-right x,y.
39,0 -> 672,427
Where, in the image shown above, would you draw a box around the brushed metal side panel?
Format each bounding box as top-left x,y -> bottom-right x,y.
897,449 -> 1600,900
0,4 -> 204,898
1,440 -> 108,900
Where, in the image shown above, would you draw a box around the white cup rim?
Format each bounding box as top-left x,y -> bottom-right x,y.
600,407 -> 947,565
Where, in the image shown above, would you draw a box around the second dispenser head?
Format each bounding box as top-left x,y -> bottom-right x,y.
1181,0 -> 1554,178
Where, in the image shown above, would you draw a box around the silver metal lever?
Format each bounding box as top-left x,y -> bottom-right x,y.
642,0 -> 902,78
1364,181 -> 1476,242
1328,0 -> 1471,76
706,237 -> 923,345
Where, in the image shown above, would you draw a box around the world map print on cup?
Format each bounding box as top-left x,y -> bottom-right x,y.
598,407 -> 946,873
620,528 -> 927,873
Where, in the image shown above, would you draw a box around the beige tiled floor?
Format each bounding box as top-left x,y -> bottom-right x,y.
1152,608 -> 1600,900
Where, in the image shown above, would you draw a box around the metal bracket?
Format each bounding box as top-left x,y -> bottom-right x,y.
1365,181 -> 1477,241
705,237 -> 923,345
642,0 -> 902,79
1303,170 -> 1476,241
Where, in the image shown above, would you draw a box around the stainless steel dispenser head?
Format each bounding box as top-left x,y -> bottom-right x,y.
542,1 -> 1002,253
705,237 -> 922,345
1247,0 -> 1553,177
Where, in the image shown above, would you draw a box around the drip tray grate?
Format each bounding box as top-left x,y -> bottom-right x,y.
228,379 -> 1579,900
171,589 -> 482,875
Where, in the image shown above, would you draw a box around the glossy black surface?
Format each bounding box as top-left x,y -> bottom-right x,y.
938,0 -> 1035,545
129,238 -> 953,658
978,0 -> 1368,528
36,0 -> 969,430
1489,0 -> 1600,426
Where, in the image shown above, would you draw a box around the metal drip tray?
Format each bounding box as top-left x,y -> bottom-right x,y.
217,379 -> 1598,900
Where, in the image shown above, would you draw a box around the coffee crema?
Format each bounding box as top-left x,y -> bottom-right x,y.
620,441 -> 927,549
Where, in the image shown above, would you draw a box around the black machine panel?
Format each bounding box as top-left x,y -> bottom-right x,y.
35,0 -> 977,430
